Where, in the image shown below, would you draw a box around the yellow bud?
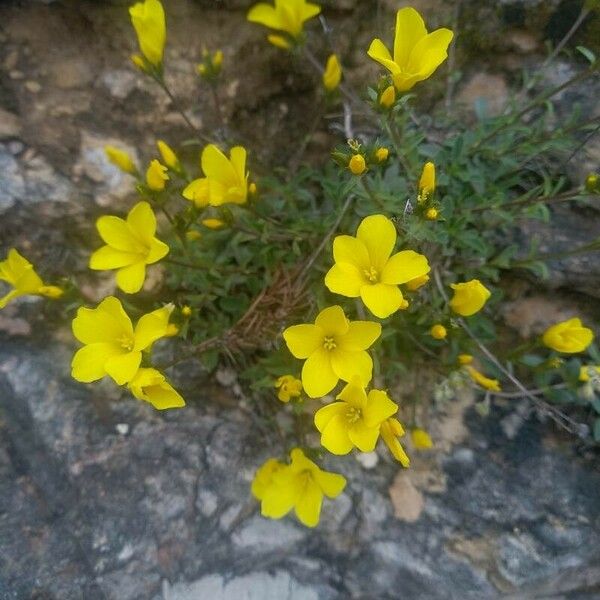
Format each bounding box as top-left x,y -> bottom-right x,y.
379,85 -> 396,109
323,54 -> 342,92
181,305 -> 192,317
458,354 -> 473,365
131,54 -> 147,71
197,63 -> 207,75
349,154 -> 366,175
105,146 -> 137,174
213,50 -> 223,68
430,324 -> 447,340
186,230 -> 202,241
411,428 -> 433,450
425,207 -> 438,220
405,274 -> 429,291
586,173 -> 599,193
146,159 -> 169,191
165,323 -> 179,337
202,218 -> 226,229
419,162 -> 436,199
267,34 -> 291,50
156,140 -> 179,170
37,285 -> 64,299
399,298 -> 410,310
249,182 -> 258,196
375,147 -> 389,162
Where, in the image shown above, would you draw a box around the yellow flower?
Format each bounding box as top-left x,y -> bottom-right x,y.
418,161 -> 435,202
183,144 -> 248,207
283,305 -> 381,398
430,324 -> 447,340
129,0 -> 166,67
348,154 -> 366,175
89,201 -> 169,294
379,85 -> 396,109
128,367 -> 185,409
465,365 -> 501,392
71,297 -> 172,385
201,218 -> 226,229
323,54 -> 342,92
580,365 -> 600,382
146,159 -> 169,191
425,207 -> 438,220
314,378 -> 398,455
542,318 -> 594,354
257,448 -> 346,528
405,274 -> 429,291
156,140 -> 180,171
458,353 -> 473,365
105,146 -> 137,174
251,458 -> 285,500
411,427 -> 433,450
367,7 -> 453,92
375,147 -> 389,162
275,374 -> 303,402
380,417 -> 410,467
0,249 -> 63,309
449,279 -> 491,317
325,214 -> 430,318
247,0 -> 321,40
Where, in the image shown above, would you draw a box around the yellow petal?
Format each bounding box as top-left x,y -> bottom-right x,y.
381,250 -> 430,285
283,324 -> 323,359
294,479 -> 323,528
182,178 -> 210,208
104,350 -> 142,385
201,144 -> 237,183
128,368 -> 185,409
337,320 -> 381,351
348,421 -> 379,452
147,238 -> 169,263
332,235 -> 370,271
71,343 -> 121,383
408,28 -> 454,79
302,347 -> 338,398
260,468 -> 299,519
251,458 -> 284,500
336,378 -> 368,410
324,263 -> 364,298
116,262 -> 147,294
133,305 -> 172,350
314,402 -> 346,432
229,146 -> 247,186
360,283 -> 404,318
367,38 -> 400,74
127,201 -> 156,246
393,7 -> 427,67
356,214 -> 397,272
97,216 -> 139,252
321,413 -> 354,455
363,389 -> 398,428
129,0 -> 166,66
315,305 -> 349,337
411,427 -> 434,450
330,348 -> 373,386
247,3 -> 281,29
89,246 -> 140,270
313,470 -> 346,498
72,296 -> 133,344
0,290 -> 21,309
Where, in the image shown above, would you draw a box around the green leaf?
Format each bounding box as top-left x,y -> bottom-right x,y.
576,46 -> 596,65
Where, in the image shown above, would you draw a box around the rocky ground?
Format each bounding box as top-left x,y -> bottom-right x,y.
1,0 -> 600,599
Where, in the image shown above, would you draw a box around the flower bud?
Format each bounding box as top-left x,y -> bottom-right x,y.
375,147 -> 389,162
425,207 -> 438,220
430,324 -> 447,340
349,154 -> 366,175
379,85 -> 396,109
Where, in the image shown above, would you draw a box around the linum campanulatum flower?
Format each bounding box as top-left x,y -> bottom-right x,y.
449,279 -> 491,317
129,0 -> 166,68
542,318 -> 594,354
367,7 -> 453,92
71,296 -> 172,385
325,214 -> 430,318
253,448 -> 346,528
283,305 -> 381,398
89,201 -> 169,294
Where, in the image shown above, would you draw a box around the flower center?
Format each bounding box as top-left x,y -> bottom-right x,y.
323,336 -> 337,351
363,266 -> 379,283
345,406 -> 362,424
118,334 -> 134,351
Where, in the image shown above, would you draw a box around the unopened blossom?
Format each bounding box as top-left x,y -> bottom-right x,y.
129,0 -> 166,67
367,7 -> 453,92
247,0 -> 321,43
0,249 -> 63,309
380,417 -> 410,466
375,147 -> 389,162
323,54 -> 342,92
348,154 -> 366,175
418,161 -> 435,202
410,427 -> 433,449
71,296 -> 173,385
183,144 -> 248,207
379,85 -> 396,109
425,207 -> 438,220
458,353 -> 473,365
283,305 -> 381,398
181,305 -> 192,317
105,146 -> 137,174
314,378 -> 398,455
89,201 -> 169,294
449,279 -> 491,317
405,273 -> 429,291
542,318 -> 594,354
201,218 -> 226,229
257,448 -> 346,528
275,374 -> 303,402
128,367 -> 185,409
146,159 -> 169,190
325,214 -> 430,318
430,324 -> 447,340
465,365 -> 501,392
156,140 -> 180,171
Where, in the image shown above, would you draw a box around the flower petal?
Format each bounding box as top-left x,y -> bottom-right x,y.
381,250 -> 430,285
146,238 -> 169,264
338,321 -> 382,351
364,389 -> 398,428
294,479 -> 323,528
283,324 -> 322,359
71,343 -> 121,383
393,7 -> 427,67
315,305 -> 349,337
360,283 -> 404,318
348,421 -> 380,453
116,262 -> 146,294
302,347 -> 338,398
127,201 -> 156,246
332,235 -> 370,270
367,38 -> 400,74
321,413 -> 354,455
408,28 -> 454,79
330,349 -> 373,386
247,3 -> 281,29
314,402 -> 346,432
201,144 -> 237,183
96,216 -> 139,252
324,263 -> 363,298
89,246 -> 140,270
72,297 -> 133,344
313,470 -> 346,498
104,350 -> 141,385
356,214 -> 397,272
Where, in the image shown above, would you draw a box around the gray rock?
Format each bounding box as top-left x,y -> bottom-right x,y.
232,515 -> 304,549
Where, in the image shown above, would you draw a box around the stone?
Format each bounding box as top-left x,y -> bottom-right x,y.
24,80 -> 41,94
456,73 -> 509,117
0,108 -> 22,139
232,516 -> 304,550
101,70 -> 138,100
388,472 -> 424,522
49,57 -> 94,90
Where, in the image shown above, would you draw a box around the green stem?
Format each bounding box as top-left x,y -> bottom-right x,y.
360,177 -> 387,212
